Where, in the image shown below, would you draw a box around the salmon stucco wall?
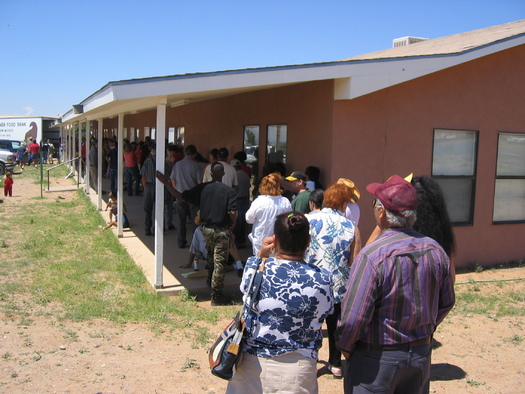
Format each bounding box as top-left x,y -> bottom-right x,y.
331,45 -> 525,268
167,80 -> 335,181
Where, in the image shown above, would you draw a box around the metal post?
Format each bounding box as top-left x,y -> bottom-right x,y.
97,118 -> 103,210
154,98 -> 167,288
117,113 -> 124,237
85,120 -> 91,194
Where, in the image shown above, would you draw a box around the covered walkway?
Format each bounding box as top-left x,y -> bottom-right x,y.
82,177 -> 252,299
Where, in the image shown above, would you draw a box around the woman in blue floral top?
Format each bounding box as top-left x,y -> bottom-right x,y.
226,211 -> 334,394
305,183 -> 361,378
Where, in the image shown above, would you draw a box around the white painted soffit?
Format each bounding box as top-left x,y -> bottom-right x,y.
61,31 -> 525,123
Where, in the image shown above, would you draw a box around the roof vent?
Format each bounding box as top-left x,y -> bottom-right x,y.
393,36 -> 428,48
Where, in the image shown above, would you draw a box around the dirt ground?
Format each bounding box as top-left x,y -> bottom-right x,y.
0,175 -> 524,393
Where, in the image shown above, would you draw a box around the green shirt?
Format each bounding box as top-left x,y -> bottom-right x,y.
291,190 -> 311,214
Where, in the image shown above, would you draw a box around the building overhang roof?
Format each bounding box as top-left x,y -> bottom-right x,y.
60,20 -> 525,124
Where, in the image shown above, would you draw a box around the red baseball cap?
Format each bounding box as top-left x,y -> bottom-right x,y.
366,175 -> 418,217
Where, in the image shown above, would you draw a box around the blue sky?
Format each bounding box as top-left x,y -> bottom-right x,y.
1,0 -> 524,117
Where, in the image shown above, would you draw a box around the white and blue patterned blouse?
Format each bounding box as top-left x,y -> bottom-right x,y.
305,207 -> 356,304
240,256 -> 334,359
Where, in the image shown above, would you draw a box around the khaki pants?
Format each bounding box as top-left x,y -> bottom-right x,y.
226,351 -> 318,394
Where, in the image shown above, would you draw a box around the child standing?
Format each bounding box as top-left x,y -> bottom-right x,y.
4,172 -> 13,197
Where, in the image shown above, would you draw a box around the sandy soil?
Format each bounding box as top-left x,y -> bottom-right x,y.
0,174 -> 524,393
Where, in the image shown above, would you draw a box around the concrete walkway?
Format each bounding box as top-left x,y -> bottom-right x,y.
54,178 -> 252,300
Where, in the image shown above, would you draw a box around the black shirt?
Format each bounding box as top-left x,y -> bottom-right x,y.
106,147 -> 118,170
183,181 -> 237,226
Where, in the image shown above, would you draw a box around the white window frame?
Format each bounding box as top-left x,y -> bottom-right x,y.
176,126 -> 185,147
432,128 -> 478,226
493,132 -> 525,223
266,125 -> 287,165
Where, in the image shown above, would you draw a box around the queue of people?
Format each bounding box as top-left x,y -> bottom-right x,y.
88,136 -> 454,393
234,173 -> 454,393
163,149 -> 454,392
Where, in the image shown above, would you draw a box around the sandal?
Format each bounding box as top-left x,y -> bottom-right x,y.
328,364 -> 343,378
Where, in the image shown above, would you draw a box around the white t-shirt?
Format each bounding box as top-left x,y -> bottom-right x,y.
245,195 -> 292,256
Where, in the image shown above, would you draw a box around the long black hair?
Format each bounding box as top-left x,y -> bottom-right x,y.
412,176 -> 456,257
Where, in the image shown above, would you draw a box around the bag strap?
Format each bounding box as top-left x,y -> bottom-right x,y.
242,257 -> 265,306
240,257 -> 267,323
246,258 -> 266,310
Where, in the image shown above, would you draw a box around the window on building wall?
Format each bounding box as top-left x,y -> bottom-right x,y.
168,127 -> 175,144
267,125 -> 287,165
243,125 -> 260,165
151,128 -> 156,140
176,126 -> 185,147
493,132 -> 525,223
432,129 -> 478,225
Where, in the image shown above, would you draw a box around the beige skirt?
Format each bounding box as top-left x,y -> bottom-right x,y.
226,351 -> 318,394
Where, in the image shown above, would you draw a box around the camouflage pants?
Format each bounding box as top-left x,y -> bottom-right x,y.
201,224 -> 231,296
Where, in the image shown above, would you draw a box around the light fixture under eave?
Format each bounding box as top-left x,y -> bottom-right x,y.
170,99 -> 190,108
72,104 -> 84,114
129,110 -> 138,114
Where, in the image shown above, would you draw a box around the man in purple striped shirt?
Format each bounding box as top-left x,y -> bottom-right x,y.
336,175 -> 455,394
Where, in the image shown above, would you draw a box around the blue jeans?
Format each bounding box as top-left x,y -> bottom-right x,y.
165,195 -> 174,228
109,168 -> 118,193
125,166 -> 140,196
143,183 -> 155,231
344,343 -> 431,393
174,200 -> 199,246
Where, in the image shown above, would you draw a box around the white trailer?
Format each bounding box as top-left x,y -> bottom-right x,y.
0,117 -> 42,142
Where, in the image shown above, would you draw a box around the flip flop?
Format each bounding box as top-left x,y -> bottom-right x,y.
328,364 -> 343,378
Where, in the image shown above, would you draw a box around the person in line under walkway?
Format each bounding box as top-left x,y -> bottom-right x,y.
180,222 -> 243,277
156,162 -> 238,306
140,148 -> 157,236
169,144 -> 203,248
284,171 -> 311,214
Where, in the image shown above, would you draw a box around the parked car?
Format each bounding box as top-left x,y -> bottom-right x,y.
0,148 -> 16,175
0,140 -> 21,154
